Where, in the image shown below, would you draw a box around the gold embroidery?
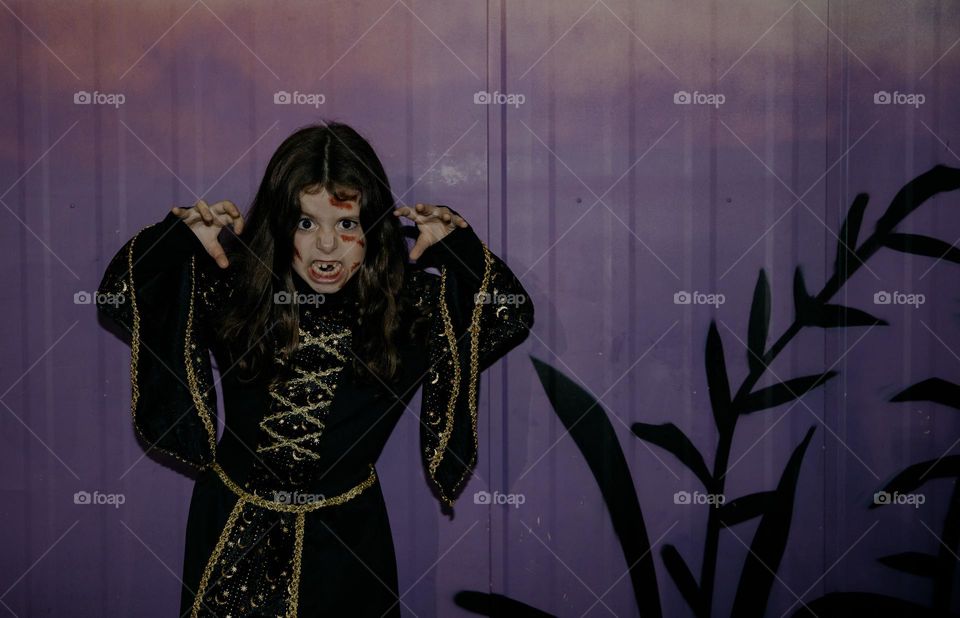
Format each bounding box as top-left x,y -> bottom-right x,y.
428,243 -> 493,507
298,330 -> 347,362
428,266 -> 462,478
191,497 -> 245,617
210,462 -> 377,512
127,230 -> 213,470
191,465 -> 376,615
464,245 -> 493,470
184,256 -> 219,457
285,366 -> 340,396
256,327 -> 350,460
287,512 -> 306,618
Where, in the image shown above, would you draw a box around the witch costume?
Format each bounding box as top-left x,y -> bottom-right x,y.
96,210 -> 534,616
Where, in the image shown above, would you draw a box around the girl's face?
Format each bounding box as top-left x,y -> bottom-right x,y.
292,185 -> 366,294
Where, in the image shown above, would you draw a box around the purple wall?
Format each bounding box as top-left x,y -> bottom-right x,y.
2,1 -> 960,616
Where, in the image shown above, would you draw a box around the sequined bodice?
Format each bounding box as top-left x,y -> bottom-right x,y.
243,279 -> 361,494
256,327 -> 352,476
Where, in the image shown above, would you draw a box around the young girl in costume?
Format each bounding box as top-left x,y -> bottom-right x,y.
97,121 -> 534,616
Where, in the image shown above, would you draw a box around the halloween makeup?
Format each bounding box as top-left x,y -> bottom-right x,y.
291,185 -> 365,294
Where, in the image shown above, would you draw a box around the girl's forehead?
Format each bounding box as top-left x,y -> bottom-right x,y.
299,186 -> 361,214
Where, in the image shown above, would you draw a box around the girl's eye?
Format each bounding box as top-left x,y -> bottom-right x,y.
339,219 -> 360,231
297,217 -> 314,231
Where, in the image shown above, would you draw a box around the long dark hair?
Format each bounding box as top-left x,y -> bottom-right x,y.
216,121 -> 418,389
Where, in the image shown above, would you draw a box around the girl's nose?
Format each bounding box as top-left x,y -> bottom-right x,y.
317,229 -> 337,251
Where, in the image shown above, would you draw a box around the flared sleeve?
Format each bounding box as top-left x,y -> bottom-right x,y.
413,218 -> 535,507
97,211 -> 228,470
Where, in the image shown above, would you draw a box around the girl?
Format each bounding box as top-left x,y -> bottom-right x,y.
96,121 -> 534,616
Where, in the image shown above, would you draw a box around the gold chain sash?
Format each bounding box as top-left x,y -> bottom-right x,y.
208,461 -> 377,513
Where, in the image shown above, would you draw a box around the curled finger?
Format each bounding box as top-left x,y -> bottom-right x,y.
195,200 -> 215,224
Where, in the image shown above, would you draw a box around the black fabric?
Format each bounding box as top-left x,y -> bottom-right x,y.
97,212 -> 534,616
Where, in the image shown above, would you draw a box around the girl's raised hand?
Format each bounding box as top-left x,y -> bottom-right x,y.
170,199 -> 244,269
392,203 -> 469,261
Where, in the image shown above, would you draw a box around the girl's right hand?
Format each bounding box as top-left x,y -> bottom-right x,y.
170,199 -> 244,269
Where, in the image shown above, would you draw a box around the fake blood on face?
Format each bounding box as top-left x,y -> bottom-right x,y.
329,194 -> 356,210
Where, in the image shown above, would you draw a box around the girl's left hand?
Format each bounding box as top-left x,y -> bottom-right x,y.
393,203 -> 469,260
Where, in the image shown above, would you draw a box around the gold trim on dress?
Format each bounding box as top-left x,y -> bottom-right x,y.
427,242 -> 493,507
127,230 -> 213,470
210,462 -> 377,513
190,497 -> 245,617
183,256 -> 219,457
287,512 -> 306,618
190,464 -> 377,616
256,327 -> 350,461
429,265 -> 462,478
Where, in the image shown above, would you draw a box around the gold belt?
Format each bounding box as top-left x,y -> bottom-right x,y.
209,461 -> 377,513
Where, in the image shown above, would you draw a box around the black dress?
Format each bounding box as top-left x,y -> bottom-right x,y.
96,210 -> 534,617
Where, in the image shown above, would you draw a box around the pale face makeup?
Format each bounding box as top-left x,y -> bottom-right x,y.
291,185 -> 366,294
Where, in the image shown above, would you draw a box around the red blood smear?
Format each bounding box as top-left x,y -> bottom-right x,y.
357,238 -> 365,248
329,196 -> 355,210
340,234 -> 357,243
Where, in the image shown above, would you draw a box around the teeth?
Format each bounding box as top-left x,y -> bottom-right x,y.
310,261 -> 341,277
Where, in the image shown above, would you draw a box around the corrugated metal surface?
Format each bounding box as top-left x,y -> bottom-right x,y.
1,1 -> 959,616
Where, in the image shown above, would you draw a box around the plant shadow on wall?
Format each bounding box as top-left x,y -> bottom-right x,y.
453,164 -> 960,618
799,382 -> 960,618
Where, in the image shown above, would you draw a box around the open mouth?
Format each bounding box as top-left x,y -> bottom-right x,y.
308,260 -> 343,282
